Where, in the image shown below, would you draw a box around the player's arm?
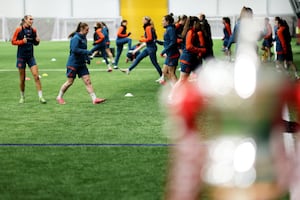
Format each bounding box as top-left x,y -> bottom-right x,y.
185,30 -> 205,55
278,28 -> 287,54
32,28 -> 40,46
94,29 -> 105,44
225,23 -> 232,36
11,27 -> 26,46
197,31 -> 206,55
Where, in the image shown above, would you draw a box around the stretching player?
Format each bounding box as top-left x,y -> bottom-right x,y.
121,16 -> 163,82
114,20 -> 132,69
90,22 -> 112,72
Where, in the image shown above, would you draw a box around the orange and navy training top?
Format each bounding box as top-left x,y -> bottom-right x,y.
139,24 -> 157,48
93,28 -> 105,47
180,28 -> 206,65
276,26 -> 287,55
223,22 -> 232,40
11,25 -> 38,58
117,25 -> 129,39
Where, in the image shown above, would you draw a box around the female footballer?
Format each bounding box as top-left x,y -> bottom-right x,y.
11,15 -> 47,104
56,22 -> 106,105
114,20 -> 132,69
121,16 -> 163,81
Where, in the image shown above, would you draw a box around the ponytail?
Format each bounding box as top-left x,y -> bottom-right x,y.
68,22 -> 88,38
20,15 -> 31,26
164,13 -> 175,25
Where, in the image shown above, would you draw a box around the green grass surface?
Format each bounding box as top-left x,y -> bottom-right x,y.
0,39 -> 299,199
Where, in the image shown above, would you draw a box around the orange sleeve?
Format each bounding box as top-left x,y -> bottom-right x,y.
186,30 -> 206,55
225,23 -> 232,36
278,27 -> 287,53
95,29 -> 105,44
11,27 -> 25,46
117,26 -> 128,38
197,31 -> 207,55
140,26 -> 153,42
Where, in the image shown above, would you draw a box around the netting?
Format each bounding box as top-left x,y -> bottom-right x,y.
0,16 -> 296,41
0,17 -> 122,41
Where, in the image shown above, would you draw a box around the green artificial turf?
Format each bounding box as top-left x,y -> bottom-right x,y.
0,38 -> 298,199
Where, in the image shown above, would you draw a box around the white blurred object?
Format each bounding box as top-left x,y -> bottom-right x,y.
124,93 -> 133,97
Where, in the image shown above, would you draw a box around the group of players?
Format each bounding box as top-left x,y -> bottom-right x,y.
11,9 -> 298,105
221,8 -> 298,79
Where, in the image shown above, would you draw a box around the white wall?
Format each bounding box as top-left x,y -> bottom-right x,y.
0,0 -> 24,17
0,0 -> 295,18
25,0 -> 72,18
169,0 -> 218,16
169,0 -> 294,17
72,0 -> 119,18
268,0 -> 294,15
218,0 -> 268,16
0,0 -> 120,18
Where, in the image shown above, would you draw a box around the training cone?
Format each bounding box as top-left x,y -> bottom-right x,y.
125,93 -> 133,97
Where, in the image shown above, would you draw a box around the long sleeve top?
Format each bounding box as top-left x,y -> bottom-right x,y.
11,25 -> 39,58
66,33 -> 90,67
161,24 -> 179,56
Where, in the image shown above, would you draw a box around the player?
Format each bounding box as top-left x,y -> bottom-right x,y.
114,20 -> 132,69
121,16 -> 163,82
261,17 -> 273,62
101,22 -> 115,68
275,17 -> 299,79
56,22 -> 106,105
222,17 -> 232,60
11,15 -> 47,104
90,22 -> 112,72
157,13 -> 180,85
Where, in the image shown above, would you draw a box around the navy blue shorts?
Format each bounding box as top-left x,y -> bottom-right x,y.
277,52 -> 293,62
16,57 -> 37,69
164,54 -> 179,67
262,38 -> 273,48
180,60 -> 202,74
223,39 -> 229,47
66,65 -> 89,78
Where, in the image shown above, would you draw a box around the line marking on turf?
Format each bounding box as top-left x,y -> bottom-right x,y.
0,143 -> 174,147
0,68 -> 155,72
